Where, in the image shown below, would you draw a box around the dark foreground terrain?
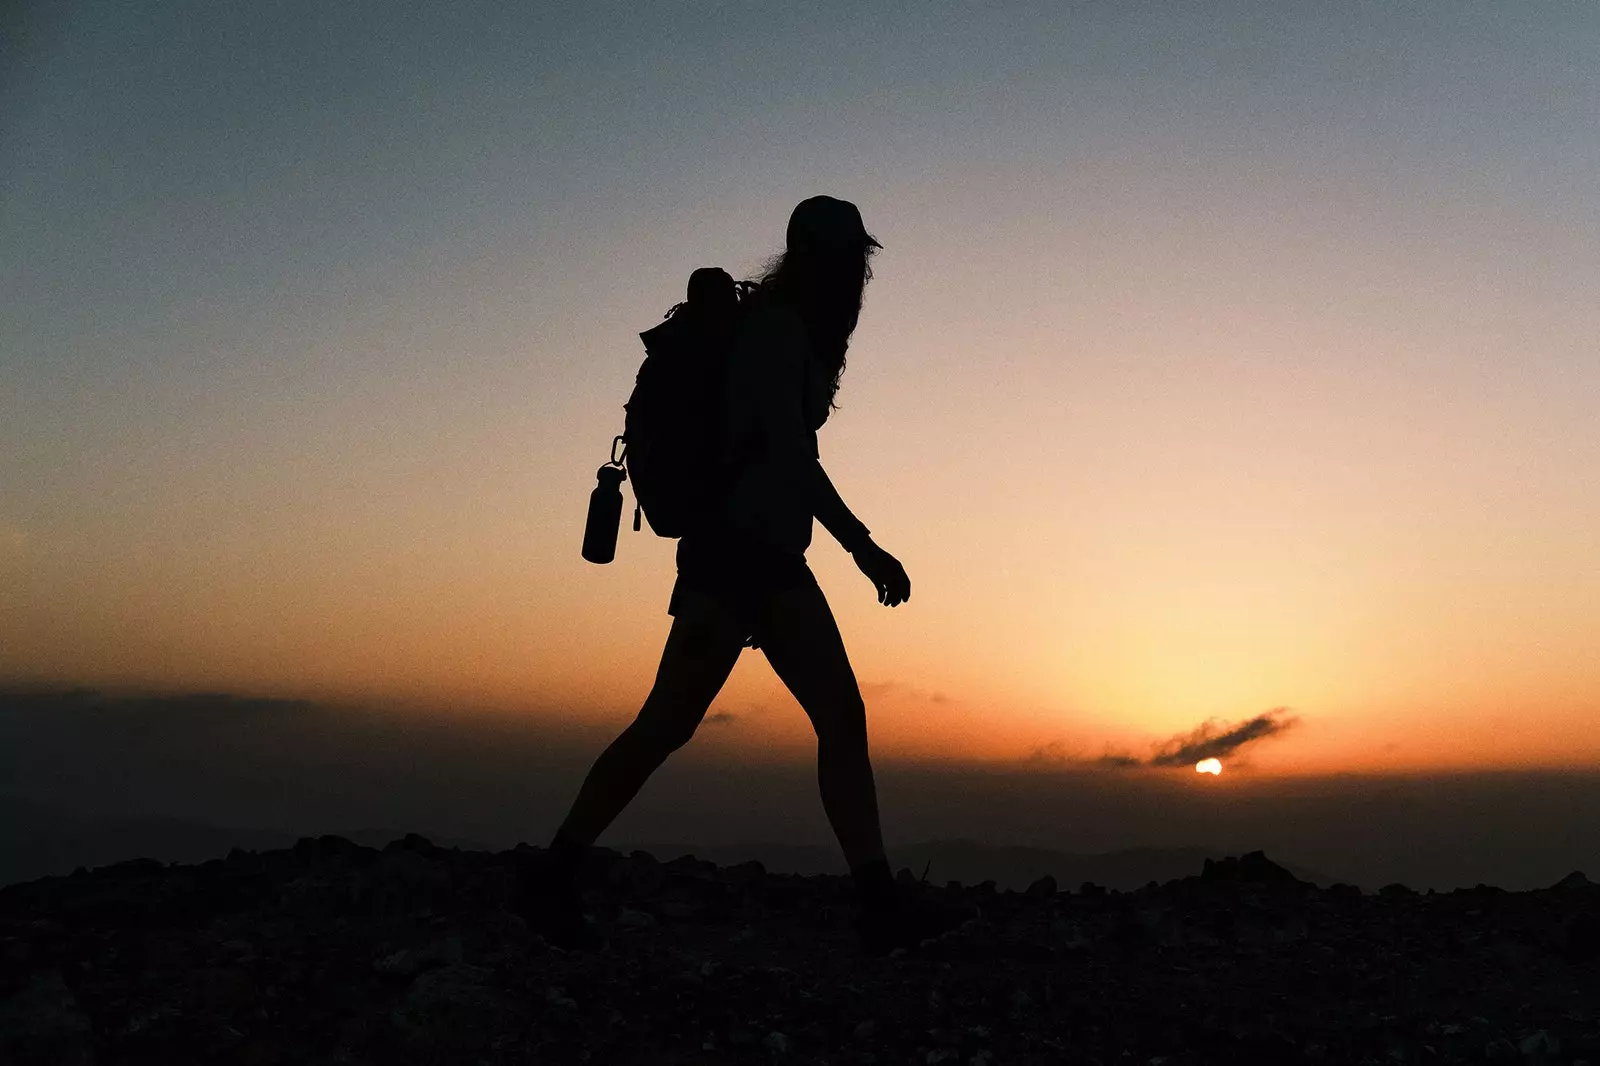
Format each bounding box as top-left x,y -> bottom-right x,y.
2,837 -> 1598,1065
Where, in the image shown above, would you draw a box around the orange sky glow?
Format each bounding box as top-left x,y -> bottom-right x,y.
4,5 -> 1597,778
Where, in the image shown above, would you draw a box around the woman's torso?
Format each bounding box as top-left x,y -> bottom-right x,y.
704,297 -> 829,557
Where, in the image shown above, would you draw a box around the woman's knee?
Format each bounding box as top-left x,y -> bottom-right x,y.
812,694 -> 868,749
627,697 -> 704,754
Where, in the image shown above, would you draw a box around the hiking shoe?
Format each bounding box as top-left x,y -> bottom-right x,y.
857,894 -> 977,955
512,853 -> 599,950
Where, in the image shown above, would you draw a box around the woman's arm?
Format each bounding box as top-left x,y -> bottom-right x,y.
809,418 -> 911,608
810,450 -> 872,553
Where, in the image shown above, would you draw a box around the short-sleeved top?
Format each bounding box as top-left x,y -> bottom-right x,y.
711,299 -> 868,557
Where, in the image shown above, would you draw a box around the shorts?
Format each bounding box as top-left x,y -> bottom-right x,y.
668,531 -> 815,648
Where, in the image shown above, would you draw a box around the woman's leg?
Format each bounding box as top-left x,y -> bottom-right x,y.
756,579 -> 970,952
755,579 -> 888,872
551,589 -> 746,848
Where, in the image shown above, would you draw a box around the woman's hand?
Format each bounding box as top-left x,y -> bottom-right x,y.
851,540 -> 911,607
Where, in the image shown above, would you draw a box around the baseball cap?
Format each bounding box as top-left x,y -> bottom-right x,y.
786,196 -> 883,253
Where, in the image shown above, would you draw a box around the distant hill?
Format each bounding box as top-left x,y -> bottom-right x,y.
0,796 -> 490,887
0,797 -> 292,887
0,794 -> 1330,891
617,838 -> 1333,890
1,795 -> 1340,891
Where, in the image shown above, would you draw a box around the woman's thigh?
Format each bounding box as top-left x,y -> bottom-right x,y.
634,584 -> 747,737
755,580 -> 867,739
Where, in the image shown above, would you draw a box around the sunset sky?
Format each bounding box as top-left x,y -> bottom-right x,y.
4,2 -> 1598,776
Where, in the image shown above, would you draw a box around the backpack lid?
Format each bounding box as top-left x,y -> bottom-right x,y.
639,313 -> 691,351
641,267 -> 739,350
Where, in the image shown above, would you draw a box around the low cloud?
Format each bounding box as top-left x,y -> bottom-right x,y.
704,711 -> 737,726
1147,709 -> 1298,767
1026,741 -> 1142,768
860,681 -> 950,705
1028,709 -> 1298,769
1025,741 -> 1072,765
1096,752 -> 1142,768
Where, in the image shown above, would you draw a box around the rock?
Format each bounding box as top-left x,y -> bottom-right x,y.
391,963 -> 500,1033
1200,851 -> 1302,887
430,936 -> 464,964
1553,871 -> 1592,890
1025,875 -> 1057,898
0,971 -> 89,1045
380,849 -> 448,890
1520,1030 -> 1560,1056
764,1031 -> 788,1053
620,851 -> 666,892
374,937 -> 461,977
385,832 -> 438,853
1563,911 -> 1600,961
107,856 -> 166,874
1483,1036 -> 1519,1060
617,907 -> 656,929
292,834 -> 361,857
375,948 -> 421,976
666,854 -> 718,878
854,1019 -> 877,1039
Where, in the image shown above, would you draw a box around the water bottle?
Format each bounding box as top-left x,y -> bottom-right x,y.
582,464 -> 627,564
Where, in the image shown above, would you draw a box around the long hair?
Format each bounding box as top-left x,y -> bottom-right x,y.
749,243 -> 877,414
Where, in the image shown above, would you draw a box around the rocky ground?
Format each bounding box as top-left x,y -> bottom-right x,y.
2,836 -> 1599,1065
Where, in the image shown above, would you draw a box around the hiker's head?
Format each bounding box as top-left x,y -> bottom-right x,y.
785,196 -> 882,259
757,197 -> 882,409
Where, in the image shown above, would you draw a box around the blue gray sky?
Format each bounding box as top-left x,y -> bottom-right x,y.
4,2 -> 1598,773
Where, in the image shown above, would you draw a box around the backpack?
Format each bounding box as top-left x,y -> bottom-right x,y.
620,267 -> 753,538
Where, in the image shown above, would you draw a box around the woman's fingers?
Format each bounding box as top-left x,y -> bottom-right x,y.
862,549 -> 911,606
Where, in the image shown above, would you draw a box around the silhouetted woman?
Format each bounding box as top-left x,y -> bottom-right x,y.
527,196 -> 953,953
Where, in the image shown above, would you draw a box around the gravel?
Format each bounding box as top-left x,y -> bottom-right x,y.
2,838 -> 1597,1064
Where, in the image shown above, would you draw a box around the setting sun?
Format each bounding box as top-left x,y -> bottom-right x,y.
1196,759 -> 1222,776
